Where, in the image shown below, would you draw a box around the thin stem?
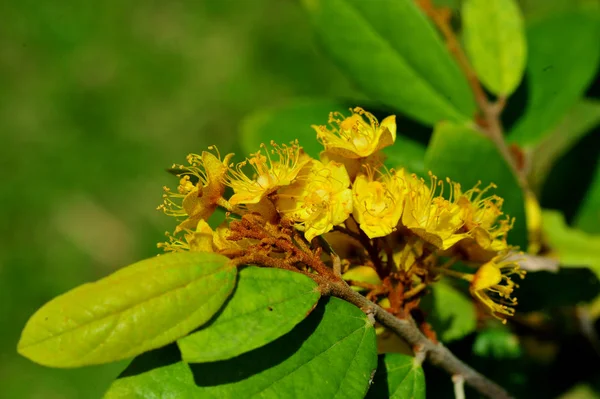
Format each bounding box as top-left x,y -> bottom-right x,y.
453,374 -> 466,399
417,0 -> 530,192
320,280 -> 513,399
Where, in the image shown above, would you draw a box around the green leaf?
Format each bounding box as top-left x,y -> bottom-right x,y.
530,99 -> 600,191
178,266 -> 320,363
104,345 -> 198,399
575,160 -> 600,234
421,281 -> 477,342
473,326 -> 522,359
508,6 -> 600,145
424,121 -> 528,248
240,99 -> 349,158
17,252 -> 236,368
381,136 -> 427,177
366,354 -> 425,399
192,297 -> 377,398
463,0 -> 526,96
542,210 -> 600,277
302,0 -> 476,125
106,297 -> 378,399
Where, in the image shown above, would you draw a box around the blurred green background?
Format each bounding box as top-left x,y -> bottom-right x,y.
0,1 -> 362,397
2,0 -> 599,398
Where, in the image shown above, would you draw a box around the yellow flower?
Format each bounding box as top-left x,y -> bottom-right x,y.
225,141 -> 309,205
159,148 -> 232,232
454,182 -> 513,251
158,220 -> 215,253
469,253 -> 525,322
352,169 -> 406,239
314,107 -> 396,159
276,159 -> 352,241
401,173 -> 469,250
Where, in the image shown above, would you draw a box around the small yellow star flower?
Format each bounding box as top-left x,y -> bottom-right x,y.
314,107 -> 396,159
159,148 -> 232,232
158,220 -> 214,253
276,159 -> 353,241
352,169 -> 407,239
401,173 -> 469,250
469,253 -> 525,322
455,182 -> 513,251
225,141 -> 310,205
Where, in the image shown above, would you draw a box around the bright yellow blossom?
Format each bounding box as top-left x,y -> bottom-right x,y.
314,107 -> 396,159
401,173 -> 469,250
276,159 -> 352,241
352,169 -> 407,239
158,220 -> 214,253
225,141 -> 309,205
159,148 -> 232,232
455,182 -> 513,251
469,253 -> 525,322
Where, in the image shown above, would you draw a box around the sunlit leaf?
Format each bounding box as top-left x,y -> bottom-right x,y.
424,121 -> 528,248
104,345 -> 196,399
508,5 -> 600,145
366,353 -> 425,399
178,267 -> 320,363
302,0 -> 475,125
463,0 -> 527,96
18,252 -> 236,368
192,297 -> 377,398
542,210 -> 600,277
106,297 -> 378,399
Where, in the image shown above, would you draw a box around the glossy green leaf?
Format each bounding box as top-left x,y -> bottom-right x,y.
473,326 -> 522,359
422,281 -> 476,342
178,266 -> 320,363
366,354 -> 425,399
542,210 -> 600,277
107,298 -> 377,399
575,160 -> 600,234
302,0 -> 475,125
382,136 -> 427,177
424,121 -> 528,248
240,99 -> 349,158
508,6 -> 600,145
18,252 -> 236,368
463,0 -> 526,96
530,99 -> 600,191
192,297 -> 377,398
104,345 -> 197,399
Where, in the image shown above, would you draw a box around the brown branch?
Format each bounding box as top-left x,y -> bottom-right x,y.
416,0 -> 529,192
319,279 -> 514,399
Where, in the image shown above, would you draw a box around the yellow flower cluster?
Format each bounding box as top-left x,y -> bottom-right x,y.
158,107 -> 524,322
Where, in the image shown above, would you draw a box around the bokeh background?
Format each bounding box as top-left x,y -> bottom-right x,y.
0,1 -> 362,397
1,0 -> 599,398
